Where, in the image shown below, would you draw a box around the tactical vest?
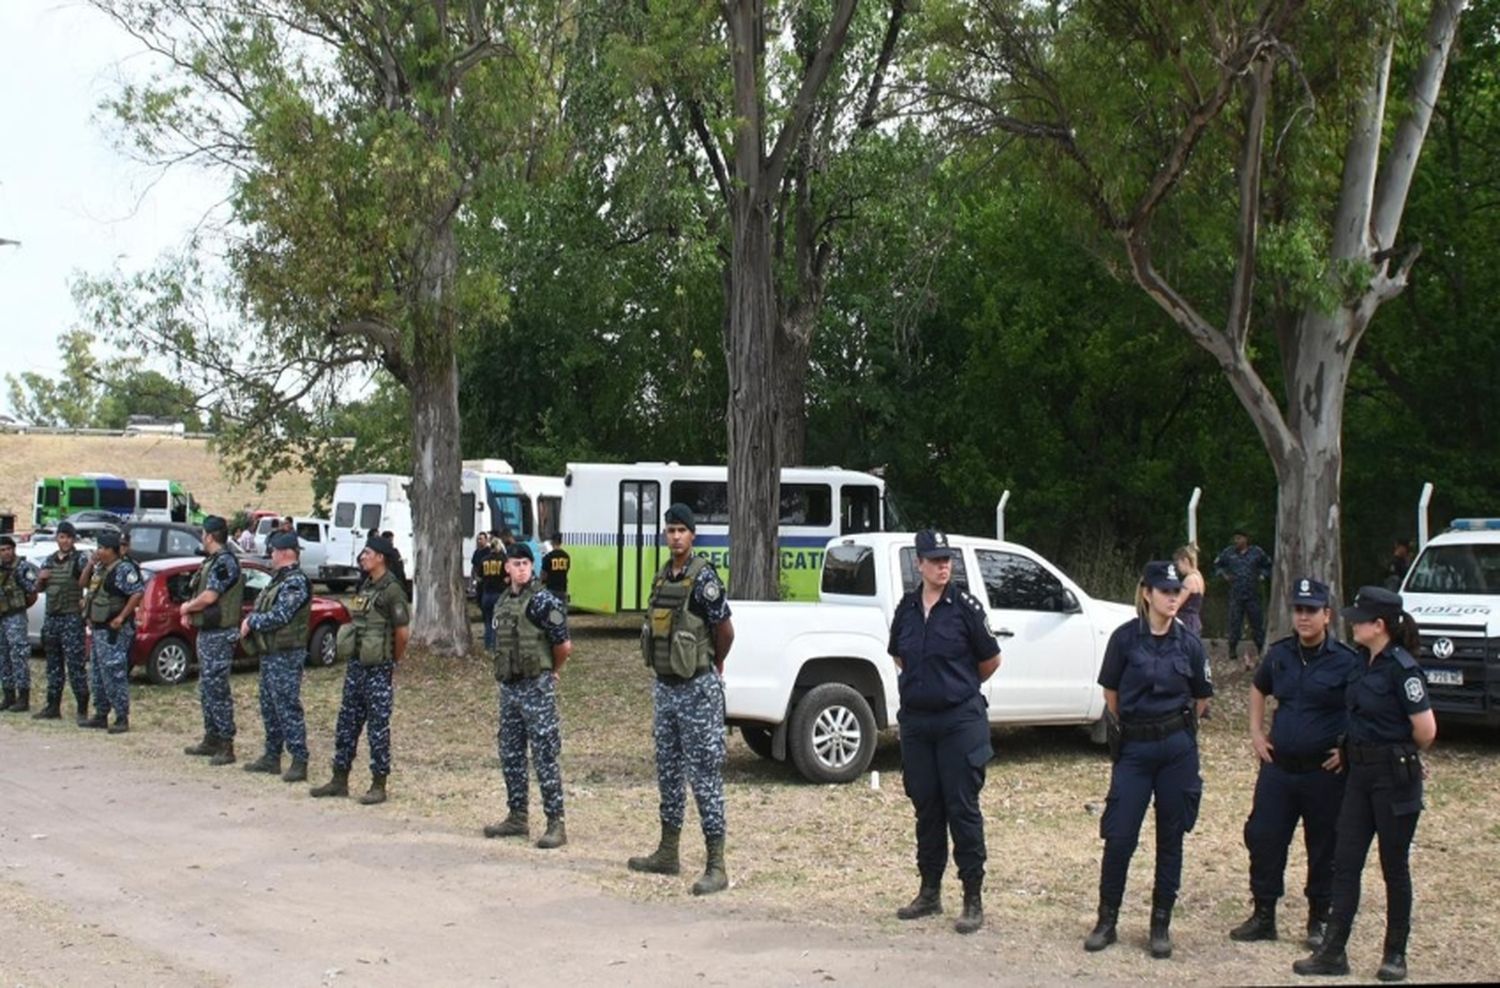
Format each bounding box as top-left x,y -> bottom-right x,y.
349,572 -> 400,665
188,551 -> 244,630
493,580 -> 553,681
641,556 -> 714,679
88,559 -> 130,624
44,550 -> 85,616
0,564 -> 28,615
250,569 -> 311,653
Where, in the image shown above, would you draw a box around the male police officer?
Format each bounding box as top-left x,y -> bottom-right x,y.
1215,528 -> 1274,669
0,536 -> 41,713
476,533 -> 509,650
311,535 -> 411,805
180,516 -> 244,765
628,503 -> 735,895
483,543 -> 573,848
541,532 -> 570,601
83,531 -> 144,732
240,530 -> 313,782
34,522 -> 91,722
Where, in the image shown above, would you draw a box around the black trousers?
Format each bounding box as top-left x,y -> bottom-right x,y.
1244,760 -> 1347,903
899,695 -> 992,885
1329,758 -> 1422,933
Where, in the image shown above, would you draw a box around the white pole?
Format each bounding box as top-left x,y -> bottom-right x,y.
1417,482 -> 1434,549
1187,487 -> 1202,546
996,490 -> 1010,541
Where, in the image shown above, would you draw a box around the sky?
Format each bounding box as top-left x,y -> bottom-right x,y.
0,0 -> 229,412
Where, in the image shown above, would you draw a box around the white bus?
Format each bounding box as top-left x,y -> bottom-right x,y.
560,462 -> 889,614
459,460 -> 563,567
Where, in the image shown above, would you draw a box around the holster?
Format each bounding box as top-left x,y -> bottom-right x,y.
1391,745 -> 1422,785
1106,709 -> 1122,764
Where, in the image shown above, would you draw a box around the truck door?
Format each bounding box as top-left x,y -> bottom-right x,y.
617,480 -> 661,612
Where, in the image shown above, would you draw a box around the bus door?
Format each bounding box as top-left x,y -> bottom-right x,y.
616,480 -> 661,612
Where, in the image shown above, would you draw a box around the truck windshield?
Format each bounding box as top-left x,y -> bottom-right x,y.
1405,544 -> 1500,595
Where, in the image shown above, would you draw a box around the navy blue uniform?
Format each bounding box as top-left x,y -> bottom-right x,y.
1215,544 -> 1273,657
1096,618 -> 1213,909
1329,645 -> 1429,939
1244,634 -> 1361,907
888,584 -> 1000,886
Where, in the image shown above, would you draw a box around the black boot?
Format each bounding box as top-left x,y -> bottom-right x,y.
691,836 -> 728,895
209,741 -> 236,766
1148,894 -> 1174,959
32,695 -> 62,720
75,692 -> 90,726
359,774 -> 388,805
107,715 -> 129,734
1084,902 -> 1119,952
953,878 -> 983,935
1293,918 -> 1351,976
0,687 -> 15,711
311,768 -> 350,797
82,712 -> 109,730
626,823 -> 680,873
896,881 -> 943,920
243,752 -> 282,774
1305,897 -> 1331,950
184,733 -> 221,756
282,758 -> 308,783
1229,898 -> 1278,942
1376,926 -> 1409,982
7,688 -> 29,714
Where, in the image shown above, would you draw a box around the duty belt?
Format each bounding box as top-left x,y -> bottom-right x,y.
1273,751 -> 1329,773
656,669 -> 712,686
1119,710 -> 1191,742
1348,742 -> 1407,764
501,672 -> 545,685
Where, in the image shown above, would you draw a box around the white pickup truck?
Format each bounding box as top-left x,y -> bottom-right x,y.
723,532 -> 1136,783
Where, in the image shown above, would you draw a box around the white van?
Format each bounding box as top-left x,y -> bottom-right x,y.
1401,518 -> 1500,727
325,475 -> 413,588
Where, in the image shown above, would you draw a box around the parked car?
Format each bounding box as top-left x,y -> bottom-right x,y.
92,556 -> 352,686
122,521 -> 206,564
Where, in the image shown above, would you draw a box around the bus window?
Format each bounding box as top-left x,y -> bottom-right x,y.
99,487 -> 135,512
538,496 -> 561,540
841,484 -> 881,534
139,489 -> 168,510
461,492 -> 477,538
359,504 -> 383,530
334,502 -> 356,527
779,484 -> 832,527
171,493 -> 188,522
67,486 -> 98,509
490,492 -> 533,539
669,481 -> 730,526
42,486 -> 60,507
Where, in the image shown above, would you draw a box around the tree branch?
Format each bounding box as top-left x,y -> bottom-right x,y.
764,0 -> 860,190
857,0 -> 906,130
1227,56 -> 1273,352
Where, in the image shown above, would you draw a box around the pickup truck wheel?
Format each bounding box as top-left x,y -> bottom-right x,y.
739,724 -> 776,760
789,683 -> 876,784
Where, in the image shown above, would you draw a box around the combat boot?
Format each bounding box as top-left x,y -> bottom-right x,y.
1148,894 -> 1174,959
75,692 -> 90,726
32,696 -> 62,720
0,687 -> 15,711
896,880 -> 943,920
536,817 -> 567,849
691,836 -> 728,896
310,768 -> 350,798
1230,898 -> 1278,942
7,689 -> 29,714
1084,902 -> 1119,952
1292,918 -> 1350,976
1306,897 -> 1331,950
1376,925 -> 1409,982
483,810 -> 530,838
82,712 -> 109,730
282,758 -> 308,783
209,741 -> 236,766
953,878 -> 984,934
627,823 -> 682,875
184,733 -> 221,756
359,774 -> 388,805
243,752 -> 282,774
107,715 -> 129,734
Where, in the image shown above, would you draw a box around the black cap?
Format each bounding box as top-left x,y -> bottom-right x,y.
914,530 -> 956,560
1290,577 -> 1331,608
55,521 -> 76,536
363,535 -> 397,561
1233,524 -> 1252,537
505,542 -> 534,562
202,515 -> 228,536
664,503 -> 696,532
267,531 -> 301,552
1342,585 -> 1402,623
0,536 -> 13,548
1142,560 -> 1184,591
97,531 -> 122,550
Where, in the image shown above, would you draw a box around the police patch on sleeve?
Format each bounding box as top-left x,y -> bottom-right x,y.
547,607 -> 565,626
703,581 -> 722,602
1404,677 -> 1425,704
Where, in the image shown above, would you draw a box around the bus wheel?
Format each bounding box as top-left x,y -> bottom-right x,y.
789,683 -> 876,784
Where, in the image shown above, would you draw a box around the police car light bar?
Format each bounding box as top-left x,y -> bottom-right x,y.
1449,519 -> 1500,531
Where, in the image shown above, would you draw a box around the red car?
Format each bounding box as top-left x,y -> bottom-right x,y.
96,556 -> 352,686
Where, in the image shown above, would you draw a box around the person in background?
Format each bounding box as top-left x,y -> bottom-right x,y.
1173,545 -> 1205,639
1214,528 -> 1273,670
1384,541 -> 1412,591
541,532 -> 570,602
477,532 -> 508,651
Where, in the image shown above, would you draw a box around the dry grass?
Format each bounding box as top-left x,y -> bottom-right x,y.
0,433 -> 316,523
14,625 -> 1500,984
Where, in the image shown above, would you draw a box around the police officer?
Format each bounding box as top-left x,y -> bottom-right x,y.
628,503 -> 735,895
82,531 -> 145,733
33,521 -> 90,722
180,516 -> 244,765
1214,528 -> 1273,669
1230,578 -> 1361,947
476,532 -> 508,651
311,535 -> 411,805
1294,587 -> 1435,982
482,543 -> 572,848
0,535 -> 40,713
240,530 -> 313,782
888,530 -> 1001,935
541,532 -> 570,601
1085,560 -> 1213,959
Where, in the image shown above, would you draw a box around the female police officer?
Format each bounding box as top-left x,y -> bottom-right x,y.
1294,586 -> 1435,983
888,530 -> 1001,935
1230,578 -> 1360,948
1085,560 -> 1212,959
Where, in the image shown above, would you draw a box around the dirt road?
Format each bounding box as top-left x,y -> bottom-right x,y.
1,725 -> 1019,987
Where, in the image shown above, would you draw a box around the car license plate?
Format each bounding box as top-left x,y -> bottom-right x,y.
1427,668 -> 1463,686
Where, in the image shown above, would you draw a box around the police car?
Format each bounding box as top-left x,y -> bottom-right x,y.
1401,519 -> 1500,725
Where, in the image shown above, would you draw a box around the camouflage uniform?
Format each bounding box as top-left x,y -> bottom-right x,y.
246,566 -> 312,762
650,563 -> 731,839
0,559 -> 40,692
89,558 -> 146,720
40,548 -> 90,711
332,572 -> 410,777
496,584 -> 570,820
1214,542 -> 1274,657
195,550 -> 243,742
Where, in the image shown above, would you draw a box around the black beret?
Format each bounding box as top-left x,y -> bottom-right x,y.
268,531 -> 301,552
97,531 -> 122,550
202,515 -> 228,535
664,502 -> 696,532
56,521 -> 77,536
505,542 -> 534,562
364,535 -> 397,560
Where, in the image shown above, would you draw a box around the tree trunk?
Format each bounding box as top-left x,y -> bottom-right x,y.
773,312 -> 813,468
